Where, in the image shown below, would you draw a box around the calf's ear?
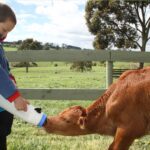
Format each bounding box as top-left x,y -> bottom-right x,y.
78,116 -> 87,129
77,108 -> 87,129
78,109 -> 87,129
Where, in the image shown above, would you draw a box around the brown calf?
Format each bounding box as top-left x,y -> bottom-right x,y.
44,67 -> 150,150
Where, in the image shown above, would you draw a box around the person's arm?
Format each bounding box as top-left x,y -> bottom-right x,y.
9,73 -> 17,85
0,66 -> 29,111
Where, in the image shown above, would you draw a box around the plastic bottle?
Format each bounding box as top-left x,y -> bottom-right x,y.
0,95 -> 47,127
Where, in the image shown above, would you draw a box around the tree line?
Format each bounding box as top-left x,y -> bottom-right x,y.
3,39 -> 82,51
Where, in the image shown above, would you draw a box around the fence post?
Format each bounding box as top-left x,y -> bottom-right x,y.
106,61 -> 113,88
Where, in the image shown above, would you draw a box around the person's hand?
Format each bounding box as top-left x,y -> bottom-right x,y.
14,96 -> 30,111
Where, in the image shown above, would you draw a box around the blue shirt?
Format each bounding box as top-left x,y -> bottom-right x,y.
0,43 -> 18,112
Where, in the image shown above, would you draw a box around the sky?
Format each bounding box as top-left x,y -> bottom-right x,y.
2,0 -> 94,49
0,0 -> 150,50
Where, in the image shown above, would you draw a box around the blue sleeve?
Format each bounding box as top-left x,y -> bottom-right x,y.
0,66 -> 17,99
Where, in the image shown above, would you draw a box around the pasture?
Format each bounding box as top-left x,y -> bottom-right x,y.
6,62 -> 150,150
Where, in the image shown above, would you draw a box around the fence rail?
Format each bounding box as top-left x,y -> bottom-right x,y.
6,49 -> 150,100
6,49 -> 150,62
6,49 -> 110,62
19,88 -> 105,100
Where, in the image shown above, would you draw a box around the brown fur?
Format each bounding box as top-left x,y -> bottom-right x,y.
44,67 -> 150,150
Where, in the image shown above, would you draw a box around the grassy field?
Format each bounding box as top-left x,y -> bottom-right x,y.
4,62 -> 150,150
10,63 -> 106,89
4,46 -> 17,51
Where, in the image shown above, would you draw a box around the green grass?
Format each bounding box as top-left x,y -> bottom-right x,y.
5,62 -> 150,149
10,64 -> 106,89
4,46 -> 17,51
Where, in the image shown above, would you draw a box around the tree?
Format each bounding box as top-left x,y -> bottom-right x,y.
85,0 -> 150,68
17,38 -> 42,72
16,40 -> 22,45
43,43 -> 51,50
70,61 -> 92,72
18,38 -> 42,50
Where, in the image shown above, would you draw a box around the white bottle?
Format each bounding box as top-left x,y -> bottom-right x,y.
0,95 -> 47,127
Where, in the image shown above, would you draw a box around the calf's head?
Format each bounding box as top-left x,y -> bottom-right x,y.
43,106 -> 91,136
